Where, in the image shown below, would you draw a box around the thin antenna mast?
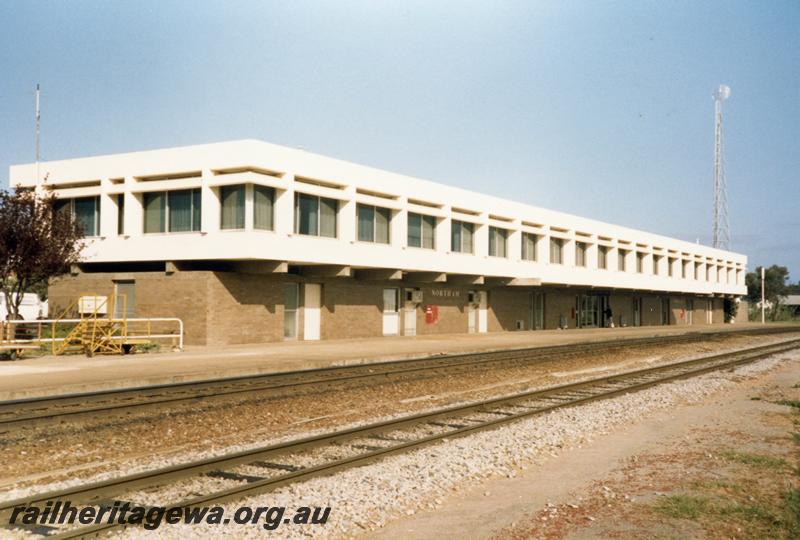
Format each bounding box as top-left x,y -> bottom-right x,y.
35,84 -> 41,186
712,84 -> 731,250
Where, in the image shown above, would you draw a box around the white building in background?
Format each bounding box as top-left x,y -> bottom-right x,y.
0,293 -> 48,321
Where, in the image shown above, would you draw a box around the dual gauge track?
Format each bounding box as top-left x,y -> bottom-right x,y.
2,330 -> 799,538
1,326 -> 796,429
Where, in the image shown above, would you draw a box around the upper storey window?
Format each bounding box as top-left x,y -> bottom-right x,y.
521,233 -> 538,261
488,226 -> 508,258
144,189 -> 201,233
117,195 -> 124,235
408,212 -> 435,249
575,242 -> 588,267
357,204 -> 390,244
618,249 -> 628,271
55,196 -> 100,237
220,185 -> 245,230
549,238 -> 564,264
169,189 -> 201,232
597,245 -> 608,269
636,252 -> 645,273
451,220 -> 474,254
489,227 -> 508,257
254,186 -> 275,231
220,185 -> 275,231
295,193 -> 337,238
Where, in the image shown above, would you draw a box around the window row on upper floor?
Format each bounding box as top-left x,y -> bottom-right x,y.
53,188 -> 740,282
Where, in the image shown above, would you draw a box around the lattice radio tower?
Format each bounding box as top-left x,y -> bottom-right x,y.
712,84 -> 731,250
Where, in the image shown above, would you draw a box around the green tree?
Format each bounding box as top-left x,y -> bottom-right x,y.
0,188 -> 83,320
745,265 -> 791,321
723,297 -> 738,322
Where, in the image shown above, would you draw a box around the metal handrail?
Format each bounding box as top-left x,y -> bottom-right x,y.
0,317 -> 184,351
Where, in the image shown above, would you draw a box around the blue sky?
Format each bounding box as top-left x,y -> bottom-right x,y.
1,1 -> 798,279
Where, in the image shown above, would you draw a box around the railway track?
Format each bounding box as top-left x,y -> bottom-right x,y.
2,326 -> 797,429
3,337 -> 799,539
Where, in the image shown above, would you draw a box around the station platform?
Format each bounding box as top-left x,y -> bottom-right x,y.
1,322 -> 797,400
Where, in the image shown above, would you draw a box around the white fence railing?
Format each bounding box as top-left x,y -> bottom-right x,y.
0,317 -> 184,353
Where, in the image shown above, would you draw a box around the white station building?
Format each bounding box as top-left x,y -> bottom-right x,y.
10,140 -> 747,345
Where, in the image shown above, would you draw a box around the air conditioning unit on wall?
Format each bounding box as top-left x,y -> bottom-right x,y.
78,296 -> 108,315
407,289 -> 423,304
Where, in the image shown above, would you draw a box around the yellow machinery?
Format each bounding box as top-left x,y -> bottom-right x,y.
1,293 -> 182,357
53,294 -> 149,357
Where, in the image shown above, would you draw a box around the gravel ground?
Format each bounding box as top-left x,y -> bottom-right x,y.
2,333 -> 793,495
4,334 -> 795,504
77,349 -> 797,540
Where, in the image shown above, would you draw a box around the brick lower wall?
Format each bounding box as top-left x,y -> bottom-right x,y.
320,280 -> 382,340
401,286 -> 467,335
49,274 -> 116,319
48,271 -> 735,346
49,271 -> 210,345
488,288 -> 530,331
544,289 -> 577,329
735,300 -> 749,323
608,294 -> 634,328
207,273 -> 284,345
640,296 -> 661,326
713,298 -> 724,325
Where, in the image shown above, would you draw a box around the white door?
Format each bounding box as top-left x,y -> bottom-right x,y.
467,305 -> 477,333
478,291 -> 488,333
382,288 -> 399,336
113,281 -> 135,319
303,283 -> 321,340
706,299 -> 713,324
404,303 -> 417,336
283,283 -> 299,340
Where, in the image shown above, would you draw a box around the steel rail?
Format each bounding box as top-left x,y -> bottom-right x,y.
2,326 -> 797,429
3,338 -> 798,539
